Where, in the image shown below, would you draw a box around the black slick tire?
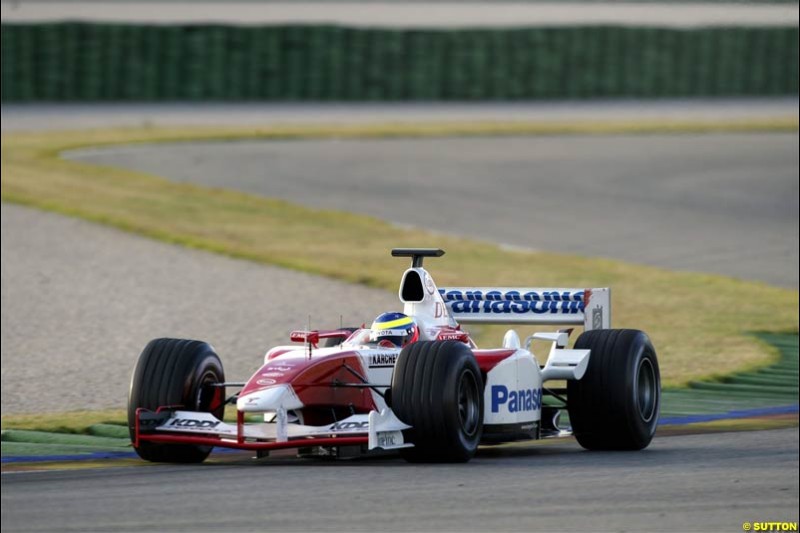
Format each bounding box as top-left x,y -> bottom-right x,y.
567,329 -> 660,450
391,341 -> 483,463
128,338 -> 226,463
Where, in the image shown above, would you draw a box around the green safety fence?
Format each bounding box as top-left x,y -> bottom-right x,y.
2,23 -> 798,101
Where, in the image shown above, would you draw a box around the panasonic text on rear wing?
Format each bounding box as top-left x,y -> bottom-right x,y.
438,287 -> 611,330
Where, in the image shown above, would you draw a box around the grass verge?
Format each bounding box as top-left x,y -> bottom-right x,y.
2,119 -> 798,390
1,410 -> 127,434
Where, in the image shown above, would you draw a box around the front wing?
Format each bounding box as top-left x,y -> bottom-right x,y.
133,407 -> 412,453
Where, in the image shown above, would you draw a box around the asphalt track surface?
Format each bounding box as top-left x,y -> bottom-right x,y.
3,429 -> 799,532
69,132 -> 800,288
2,1 -> 797,28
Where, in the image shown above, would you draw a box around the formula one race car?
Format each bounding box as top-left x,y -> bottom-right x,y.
129,248 -> 660,463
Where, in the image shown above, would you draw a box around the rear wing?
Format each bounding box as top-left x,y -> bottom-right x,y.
438,287 -> 610,330
391,248 -> 611,332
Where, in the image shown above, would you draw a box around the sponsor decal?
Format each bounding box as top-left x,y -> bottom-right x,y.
449,299 -> 583,315
370,352 -> 399,368
138,413 -> 170,430
329,421 -> 369,431
440,289 -> 585,302
592,307 -> 603,329
437,332 -> 466,341
425,274 -> 436,295
269,366 -> 293,372
377,431 -> 399,447
440,289 -> 584,314
257,378 -> 276,386
491,385 -> 543,413
169,418 -> 220,429
260,371 -> 285,378
373,329 -> 406,337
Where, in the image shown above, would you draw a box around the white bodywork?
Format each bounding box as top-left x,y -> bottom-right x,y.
482,348 -> 542,426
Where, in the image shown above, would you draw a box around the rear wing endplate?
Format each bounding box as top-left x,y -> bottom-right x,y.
438,287 -> 611,331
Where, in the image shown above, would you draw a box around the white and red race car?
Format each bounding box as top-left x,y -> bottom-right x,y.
129,248 -> 660,463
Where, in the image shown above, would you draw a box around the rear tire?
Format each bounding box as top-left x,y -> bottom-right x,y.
128,338 -> 226,463
567,329 -> 660,450
391,341 -> 483,463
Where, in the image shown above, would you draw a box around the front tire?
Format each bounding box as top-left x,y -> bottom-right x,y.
391,341 -> 483,463
567,329 -> 660,450
128,338 -> 226,463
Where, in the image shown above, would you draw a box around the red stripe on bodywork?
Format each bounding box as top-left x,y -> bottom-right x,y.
240,351 -> 376,414
473,349 -> 517,373
292,355 -> 375,413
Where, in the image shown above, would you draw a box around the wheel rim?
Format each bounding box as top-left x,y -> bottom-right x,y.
457,370 -> 480,437
635,357 -> 657,423
195,370 -> 223,413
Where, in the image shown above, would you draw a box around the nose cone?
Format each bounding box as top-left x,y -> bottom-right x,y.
236,384 -> 303,412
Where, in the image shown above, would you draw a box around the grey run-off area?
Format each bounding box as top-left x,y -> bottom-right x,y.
0,203 -> 396,414
2,429 -> 798,532
69,131 -> 800,288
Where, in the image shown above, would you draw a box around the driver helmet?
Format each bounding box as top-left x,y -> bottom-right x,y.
370,312 -> 419,348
